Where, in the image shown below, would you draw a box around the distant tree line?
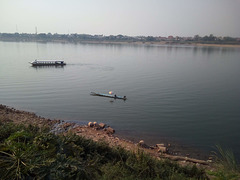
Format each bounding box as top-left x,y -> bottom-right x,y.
193,34 -> 239,44
0,32 -> 239,45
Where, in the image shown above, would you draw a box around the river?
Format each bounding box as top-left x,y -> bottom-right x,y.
1,41 -> 240,159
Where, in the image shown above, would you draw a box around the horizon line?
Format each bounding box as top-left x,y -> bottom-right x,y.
1,32 -> 239,38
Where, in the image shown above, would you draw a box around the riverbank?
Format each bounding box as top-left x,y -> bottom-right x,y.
0,113 -> 211,179
0,104 -> 211,168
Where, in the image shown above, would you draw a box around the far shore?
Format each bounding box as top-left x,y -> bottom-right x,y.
0,104 -> 212,168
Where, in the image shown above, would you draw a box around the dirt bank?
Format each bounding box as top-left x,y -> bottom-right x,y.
0,104 -> 212,168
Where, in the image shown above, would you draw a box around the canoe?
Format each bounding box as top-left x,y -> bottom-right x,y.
90,92 -> 127,100
29,60 -> 66,66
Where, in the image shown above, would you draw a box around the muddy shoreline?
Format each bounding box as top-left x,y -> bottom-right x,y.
116,130 -> 210,160
0,104 -> 212,168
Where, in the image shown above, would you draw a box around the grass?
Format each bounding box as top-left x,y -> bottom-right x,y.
0,120 -> 209,179
207,144 -> 240,180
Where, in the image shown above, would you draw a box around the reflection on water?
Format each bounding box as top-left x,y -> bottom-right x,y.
31,65 -> 66,69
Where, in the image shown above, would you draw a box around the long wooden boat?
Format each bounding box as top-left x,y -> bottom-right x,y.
90,92 -> 127,100
29,60 -> 66,66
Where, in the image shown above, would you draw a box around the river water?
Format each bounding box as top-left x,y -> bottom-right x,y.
1,41 -> 240,159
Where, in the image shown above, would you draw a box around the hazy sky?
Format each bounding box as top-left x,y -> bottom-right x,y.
0,0 -> 239,37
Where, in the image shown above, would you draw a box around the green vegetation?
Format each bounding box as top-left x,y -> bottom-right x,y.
0,120 -> 208,180
207,145 -> 240,180
193,34 -> 240,45
1,118 -> 240,180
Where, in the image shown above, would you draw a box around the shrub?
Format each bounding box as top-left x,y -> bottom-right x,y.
208,145 -> 240,180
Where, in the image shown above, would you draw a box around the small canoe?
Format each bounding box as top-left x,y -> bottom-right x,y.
90,92 -> 127,100
29,60 -> 66,66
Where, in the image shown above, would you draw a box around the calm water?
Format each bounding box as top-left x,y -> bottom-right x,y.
1,41 -> 240,159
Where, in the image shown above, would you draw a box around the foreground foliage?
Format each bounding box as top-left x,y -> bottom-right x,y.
207,145 -> 240,180
0,121 -> 208,180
